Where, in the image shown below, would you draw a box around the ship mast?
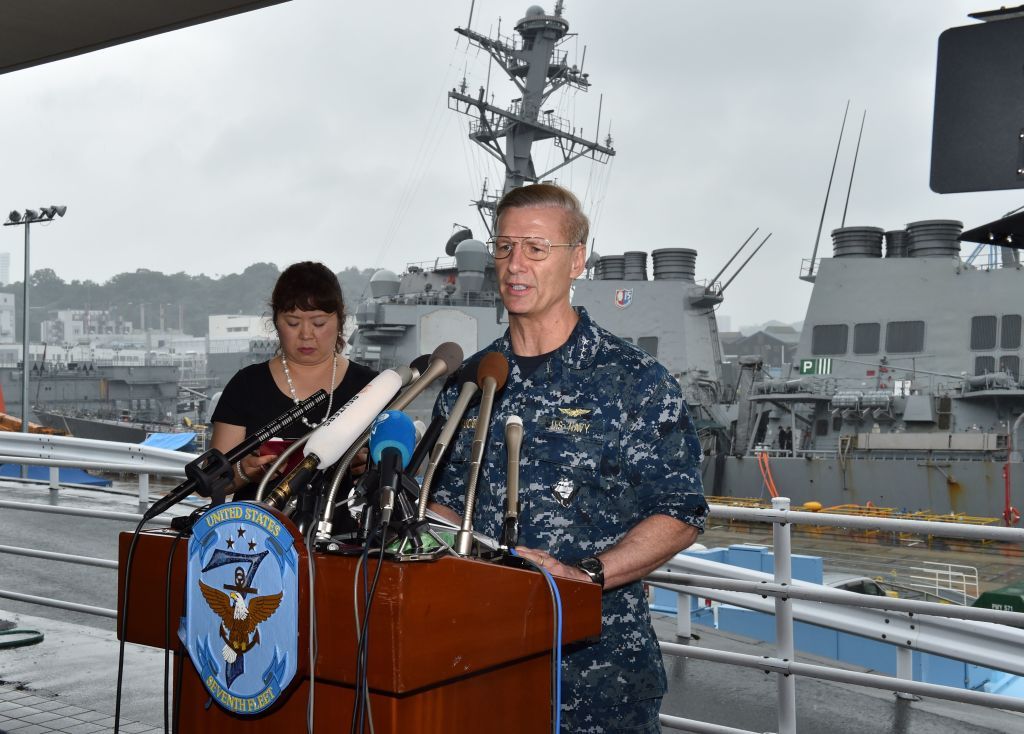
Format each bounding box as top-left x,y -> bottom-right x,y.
449,3 -> 616,232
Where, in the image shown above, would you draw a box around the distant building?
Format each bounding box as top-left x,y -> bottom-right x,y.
0,294 -> 14,344
721,329 -> 800,374
208,314 -> 273,342
0,253 -> 9,286
40,309 -> 132,345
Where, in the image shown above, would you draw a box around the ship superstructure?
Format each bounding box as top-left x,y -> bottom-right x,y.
712,222 -> 1024,522
348,3 -> 742,425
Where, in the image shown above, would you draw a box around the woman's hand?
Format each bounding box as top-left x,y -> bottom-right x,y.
349,447 -> 370,477
237,451 -> 283,484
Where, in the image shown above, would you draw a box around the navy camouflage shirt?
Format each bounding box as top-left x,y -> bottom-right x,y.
431,307 -> 708,728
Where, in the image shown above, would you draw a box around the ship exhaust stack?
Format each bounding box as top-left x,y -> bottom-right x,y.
652,248 -> 697,281
906,219 -> 963,258
598,255 -> 625,279
830,226 -> 883,258
884,229 -> 908,258
623,251 -> 648,281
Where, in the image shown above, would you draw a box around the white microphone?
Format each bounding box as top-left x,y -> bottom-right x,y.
263,369 -> 405,509
501,415 -> 523,548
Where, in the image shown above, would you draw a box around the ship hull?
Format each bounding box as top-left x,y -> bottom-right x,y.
33,410 -> 149,443
708,454 -> 1011,520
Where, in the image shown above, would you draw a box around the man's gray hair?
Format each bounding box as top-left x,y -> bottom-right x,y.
495,183 -> 590,246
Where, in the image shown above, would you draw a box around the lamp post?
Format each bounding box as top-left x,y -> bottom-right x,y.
3,207 -> 67,475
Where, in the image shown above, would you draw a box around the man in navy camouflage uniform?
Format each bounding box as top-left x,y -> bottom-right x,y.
430,183 -> 708,733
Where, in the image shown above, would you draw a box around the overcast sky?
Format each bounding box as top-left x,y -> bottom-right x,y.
0,0 -> 1019,329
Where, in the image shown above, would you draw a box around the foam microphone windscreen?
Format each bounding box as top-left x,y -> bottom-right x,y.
430,341 -> 465,377
477,351 -> 510,391
369,410 -> 417,469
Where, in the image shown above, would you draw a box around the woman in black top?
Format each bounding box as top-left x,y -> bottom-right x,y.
211,261 -> 377,501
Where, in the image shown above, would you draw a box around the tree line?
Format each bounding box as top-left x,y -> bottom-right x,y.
0,264 -> 376,340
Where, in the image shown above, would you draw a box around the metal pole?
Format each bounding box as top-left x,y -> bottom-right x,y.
676,591 -> 692,640
49,466 -> 59,505
20,222 -> 30,479
138,472 -> 150,516
772,496 -> 797,734
895,646 -> 916,700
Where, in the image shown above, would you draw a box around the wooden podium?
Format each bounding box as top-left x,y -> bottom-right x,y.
118,524 -> 601,732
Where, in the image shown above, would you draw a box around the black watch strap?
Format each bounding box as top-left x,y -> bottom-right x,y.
576,555 -> 605,588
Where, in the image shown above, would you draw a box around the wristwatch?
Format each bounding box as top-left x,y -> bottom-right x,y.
575,556 -> 605,588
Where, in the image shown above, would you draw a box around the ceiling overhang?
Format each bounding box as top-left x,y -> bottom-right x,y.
1,1 -> 290,76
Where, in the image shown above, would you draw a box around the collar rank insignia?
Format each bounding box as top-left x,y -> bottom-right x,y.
183,502 -> 300,715
558,407 -> 592,418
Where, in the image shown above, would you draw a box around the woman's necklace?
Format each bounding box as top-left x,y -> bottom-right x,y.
280,352 -> 337,428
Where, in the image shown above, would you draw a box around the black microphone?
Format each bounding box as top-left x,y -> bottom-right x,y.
455,351 -> 510,556
407,414 -> 444,476
142,389 -> 330,521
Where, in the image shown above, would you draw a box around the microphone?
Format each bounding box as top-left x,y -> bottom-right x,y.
385,342 -> 464,412
407,414 -> 443,477
367,410 -> 418,527
501,415 -> 523,548
415,360 -> 484,520
315,345 -> 461,538
455,351 -> 510,555
263,370 -> 405,509
410,353 -> 431,378
142,389 -> 330,520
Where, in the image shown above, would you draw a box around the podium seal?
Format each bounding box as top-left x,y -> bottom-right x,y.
181,502 -> 299,715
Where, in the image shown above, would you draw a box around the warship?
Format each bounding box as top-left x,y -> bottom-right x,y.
347,1 -> 751,435
348,3 -> 1024,524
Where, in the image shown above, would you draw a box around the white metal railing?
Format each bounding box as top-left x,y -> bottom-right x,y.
0,433 -> 187,618
652,498 -> 1024,733
0,431 -> 194,512
4,475 -> 1024,730
0,499 -> 171,618
907,561 -> 979,604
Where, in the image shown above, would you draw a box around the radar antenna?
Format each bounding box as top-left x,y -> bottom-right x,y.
450,5 -> 616,232
803,100 -> 850,283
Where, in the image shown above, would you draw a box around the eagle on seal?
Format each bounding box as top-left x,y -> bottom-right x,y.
199,580 -> 282,686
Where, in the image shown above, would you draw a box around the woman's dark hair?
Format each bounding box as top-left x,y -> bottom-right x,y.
270,261 -> 346,349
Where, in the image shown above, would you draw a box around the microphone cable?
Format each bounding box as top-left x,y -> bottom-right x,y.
305,506 -> 320,734
162,528 -> 186,734
158,502 -> 207,733
509,548 -> 564,734
113,517 -> 150,734
350,515 -> 389,734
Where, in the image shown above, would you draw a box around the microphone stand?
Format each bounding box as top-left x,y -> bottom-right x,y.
455,374 -> 501,556
415,382 -> 480,520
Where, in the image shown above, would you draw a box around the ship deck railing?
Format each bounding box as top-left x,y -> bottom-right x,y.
743,446 -> 1010,463
652,498 -> 1024,733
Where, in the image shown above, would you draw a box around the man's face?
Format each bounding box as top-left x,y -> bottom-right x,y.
494,206 -> 585,320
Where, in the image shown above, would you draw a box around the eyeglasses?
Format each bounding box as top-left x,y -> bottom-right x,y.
485,236 -> 580,261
